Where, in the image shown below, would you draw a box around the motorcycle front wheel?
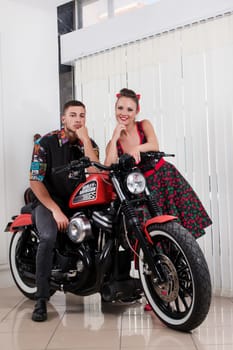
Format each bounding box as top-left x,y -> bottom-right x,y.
9,229 -> 56,300
138,221 -> 211,332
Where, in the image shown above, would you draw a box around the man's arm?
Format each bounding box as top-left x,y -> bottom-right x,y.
76,126 -> 99,162
30,180 -> 59,213
30,180 -> 69,231
82,137 -> 99,163
75,126 -> 99,173
30,139 -> 69,231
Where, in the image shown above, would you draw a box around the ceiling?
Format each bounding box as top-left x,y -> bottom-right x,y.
51,0 -> 71,6
10,0 -> 71,8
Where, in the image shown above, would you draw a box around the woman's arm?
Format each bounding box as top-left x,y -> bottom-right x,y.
104,140 -> 118,166
137,119 -> 159,152
105,119 -> 159,165
104,123 -> 126,166
128,119 -> 159,163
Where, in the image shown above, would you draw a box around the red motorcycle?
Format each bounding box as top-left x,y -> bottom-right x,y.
5,152 -> 211,331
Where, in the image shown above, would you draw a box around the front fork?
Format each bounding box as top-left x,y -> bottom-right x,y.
111,175 -> 167,283
121,201 -> 167,283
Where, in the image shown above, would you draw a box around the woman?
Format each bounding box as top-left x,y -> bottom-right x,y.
105,88 -> 212,239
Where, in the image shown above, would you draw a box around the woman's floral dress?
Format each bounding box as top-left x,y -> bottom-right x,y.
117,121 -> 212,238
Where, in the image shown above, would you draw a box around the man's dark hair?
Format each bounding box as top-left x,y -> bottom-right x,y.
63,100 -> 86,114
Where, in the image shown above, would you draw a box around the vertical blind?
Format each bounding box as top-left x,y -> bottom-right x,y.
74,14 -> 233,296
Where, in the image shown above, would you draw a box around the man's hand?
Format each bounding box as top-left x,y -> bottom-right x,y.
51,207 -> 69,232
75,126 -> 89,143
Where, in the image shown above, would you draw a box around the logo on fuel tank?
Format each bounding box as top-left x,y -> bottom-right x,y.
73,180 -> 97,203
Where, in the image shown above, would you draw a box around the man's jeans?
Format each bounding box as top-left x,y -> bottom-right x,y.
32,204 -> 57,300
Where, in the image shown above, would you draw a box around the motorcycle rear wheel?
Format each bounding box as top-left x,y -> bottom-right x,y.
9,230 -> 56,300
138,221 -> 211,332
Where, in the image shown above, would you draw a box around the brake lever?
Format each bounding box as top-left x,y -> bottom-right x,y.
72,156 -> 91,168
140,151 -> 175,160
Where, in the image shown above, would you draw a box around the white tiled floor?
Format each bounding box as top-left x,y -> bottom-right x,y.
0,286 -> 233,349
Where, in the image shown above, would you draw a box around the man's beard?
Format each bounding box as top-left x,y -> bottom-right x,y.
65,127 -> 78,142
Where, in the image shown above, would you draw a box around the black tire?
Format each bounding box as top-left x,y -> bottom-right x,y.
9,230 -> 56,300
138,221 -> 212,332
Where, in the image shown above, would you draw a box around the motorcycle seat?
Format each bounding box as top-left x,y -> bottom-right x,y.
21,203 -> 33,214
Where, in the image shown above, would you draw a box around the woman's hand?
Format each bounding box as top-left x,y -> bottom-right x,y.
111,123 -> 127,142
129,146 -> 141,164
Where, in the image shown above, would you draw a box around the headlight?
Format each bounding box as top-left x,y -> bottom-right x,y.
126,172 -> 146,194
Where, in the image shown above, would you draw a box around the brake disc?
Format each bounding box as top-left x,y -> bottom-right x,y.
151,254 -> 179,302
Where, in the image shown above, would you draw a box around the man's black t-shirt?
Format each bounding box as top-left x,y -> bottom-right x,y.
30,129 -> 99,212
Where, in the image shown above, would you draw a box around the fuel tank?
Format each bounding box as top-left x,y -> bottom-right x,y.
69,173 -> 114,208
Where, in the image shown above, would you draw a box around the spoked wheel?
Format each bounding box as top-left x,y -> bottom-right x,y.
138,221 -> 211,332
9,229 -> 55,300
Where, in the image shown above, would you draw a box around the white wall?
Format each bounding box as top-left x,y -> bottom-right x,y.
0,1 -> 60,285
61,0 -> 233,63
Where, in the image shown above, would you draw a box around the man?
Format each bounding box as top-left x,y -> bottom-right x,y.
29,100 -> 99,322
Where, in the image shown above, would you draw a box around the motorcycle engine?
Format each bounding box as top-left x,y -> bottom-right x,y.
51,245 -> 92,287
92,209 -> 113,232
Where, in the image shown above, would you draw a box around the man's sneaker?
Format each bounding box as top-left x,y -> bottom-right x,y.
32,299 -> 47,322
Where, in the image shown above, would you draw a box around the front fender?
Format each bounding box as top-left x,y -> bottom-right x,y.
144,215 -> 177,244
145,215 -> 177,227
